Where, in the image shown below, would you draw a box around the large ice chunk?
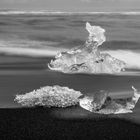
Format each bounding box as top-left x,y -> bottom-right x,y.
14,85 -> 82,108
79,86 -> 140,114
48,22 -> 125,74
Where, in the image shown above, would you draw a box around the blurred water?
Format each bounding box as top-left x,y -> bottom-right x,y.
0,14 -> 140,49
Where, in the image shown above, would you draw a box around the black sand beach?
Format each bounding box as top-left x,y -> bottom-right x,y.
0,107 -> 140,139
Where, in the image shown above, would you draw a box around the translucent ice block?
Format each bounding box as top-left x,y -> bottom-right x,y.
79,86 -> 140,114
48,22 -> 126,74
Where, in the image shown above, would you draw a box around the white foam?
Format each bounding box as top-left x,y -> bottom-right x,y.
0,40 -> 67,57
0,11 -> 140,15
103,50 -> 140,69
0,46 -> 58,57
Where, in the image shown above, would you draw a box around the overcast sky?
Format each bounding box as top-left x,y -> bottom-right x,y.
0,0 -> 140,12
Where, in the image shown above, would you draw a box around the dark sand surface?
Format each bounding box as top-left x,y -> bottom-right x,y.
0,107 -> 140,139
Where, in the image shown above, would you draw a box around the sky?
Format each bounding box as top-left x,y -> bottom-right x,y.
0,0 -> 140,12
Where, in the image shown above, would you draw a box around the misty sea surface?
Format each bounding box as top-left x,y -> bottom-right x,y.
0,12 -> 140,122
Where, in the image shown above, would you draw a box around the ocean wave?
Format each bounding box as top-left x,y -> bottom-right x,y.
0,11 -> 70,15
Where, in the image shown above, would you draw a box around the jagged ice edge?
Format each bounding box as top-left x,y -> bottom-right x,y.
14,85 -> 82,108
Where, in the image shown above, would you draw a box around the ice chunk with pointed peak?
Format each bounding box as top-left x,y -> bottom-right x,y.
86,22 -> 106,46
14,85 -> 82,108
79,86 -> 140,114
48,22 -> 126,74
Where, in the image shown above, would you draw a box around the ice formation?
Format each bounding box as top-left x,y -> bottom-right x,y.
79,86 -> 140,114
14,85 -> 82,108
48,22 -> 126,74
15,85 -> 140,114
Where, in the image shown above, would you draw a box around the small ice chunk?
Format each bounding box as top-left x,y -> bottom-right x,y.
79,86 -> 140,114
14,85 -> 82,108
48,22 -> 126,74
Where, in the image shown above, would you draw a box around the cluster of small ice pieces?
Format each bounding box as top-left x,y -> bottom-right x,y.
15,85 -> 140,114
48,22 -> 126,74
14,85 -> 82,108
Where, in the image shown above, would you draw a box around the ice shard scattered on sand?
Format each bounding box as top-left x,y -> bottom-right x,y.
15,85 -> 140,114
48,22 -> 126,74
79,86 -> 140,114
14,85 -> 82,108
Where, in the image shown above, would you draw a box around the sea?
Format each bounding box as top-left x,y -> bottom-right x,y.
0,11 -> 140,122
